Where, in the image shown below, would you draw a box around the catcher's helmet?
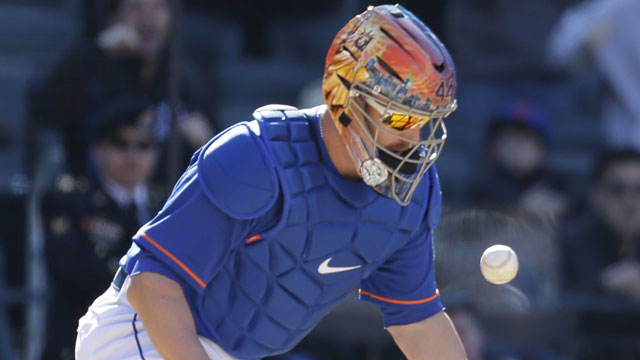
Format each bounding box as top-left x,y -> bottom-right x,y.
323,4 -> 457,205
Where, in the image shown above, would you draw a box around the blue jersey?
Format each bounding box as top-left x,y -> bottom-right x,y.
122,105 -> 443,359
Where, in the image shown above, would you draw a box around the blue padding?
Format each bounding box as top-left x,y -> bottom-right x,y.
198,123 -> 279,219
250,313 -> 290,348
263,285 -> 308,330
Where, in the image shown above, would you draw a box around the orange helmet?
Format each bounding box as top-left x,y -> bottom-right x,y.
323,4 -> 457,205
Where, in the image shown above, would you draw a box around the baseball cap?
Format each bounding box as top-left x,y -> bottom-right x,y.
489,100 -> 550,143
92,96 -> 156,145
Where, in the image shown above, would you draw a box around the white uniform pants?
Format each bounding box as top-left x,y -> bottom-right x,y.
75,277 -> 237,360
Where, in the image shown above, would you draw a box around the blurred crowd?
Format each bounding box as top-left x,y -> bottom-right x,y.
1,0 -> 639,359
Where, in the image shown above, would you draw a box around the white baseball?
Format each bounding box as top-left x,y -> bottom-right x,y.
480,244 -> 519,285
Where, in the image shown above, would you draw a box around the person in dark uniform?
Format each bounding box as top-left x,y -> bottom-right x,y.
40,98 -> 163,360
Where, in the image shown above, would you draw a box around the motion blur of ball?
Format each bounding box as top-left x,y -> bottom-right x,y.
480,244 -> 519,285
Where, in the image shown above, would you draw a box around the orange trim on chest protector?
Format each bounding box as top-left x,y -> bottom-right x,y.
139,232 -> 207,288
359,288 -> 439,305
245,234 -> 262,244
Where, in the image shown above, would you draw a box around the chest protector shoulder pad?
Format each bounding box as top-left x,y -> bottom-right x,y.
197,121 -> 279,219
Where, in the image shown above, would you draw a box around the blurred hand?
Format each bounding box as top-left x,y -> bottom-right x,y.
97,23 -> 141,56
600,260 -> 640,300
519,185 -> 569,219
178,112 -> 214,149
586,23 -> 611,51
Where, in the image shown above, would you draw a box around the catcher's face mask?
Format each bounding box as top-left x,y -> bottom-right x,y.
342,84 -> 455,205
323,4 -> 458,205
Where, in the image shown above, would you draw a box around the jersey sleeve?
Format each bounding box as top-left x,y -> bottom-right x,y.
131,122 -> 279,292
359,227 -> 443,327
130,249 -> 183,285
360,166 -> 444,327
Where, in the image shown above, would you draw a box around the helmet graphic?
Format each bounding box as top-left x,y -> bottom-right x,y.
323,4 -> 457,206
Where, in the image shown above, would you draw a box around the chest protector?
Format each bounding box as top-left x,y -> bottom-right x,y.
197,106 -> 439,359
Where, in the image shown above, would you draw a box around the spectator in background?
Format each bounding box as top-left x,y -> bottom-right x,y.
549,0 -> 640,150
31,0 -> 216,188
40,98 -> 163,360
561,148 -> 640,304
468,100 -> 572,220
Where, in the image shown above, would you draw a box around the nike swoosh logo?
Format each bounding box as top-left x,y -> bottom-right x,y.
318,257 -> 361,274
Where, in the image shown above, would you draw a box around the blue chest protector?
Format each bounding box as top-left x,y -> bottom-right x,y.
131,106 -> 442,359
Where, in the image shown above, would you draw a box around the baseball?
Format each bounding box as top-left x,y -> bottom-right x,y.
480,244 -> 519,285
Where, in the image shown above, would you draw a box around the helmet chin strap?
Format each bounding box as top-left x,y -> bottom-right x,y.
377,147 -> 422,174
